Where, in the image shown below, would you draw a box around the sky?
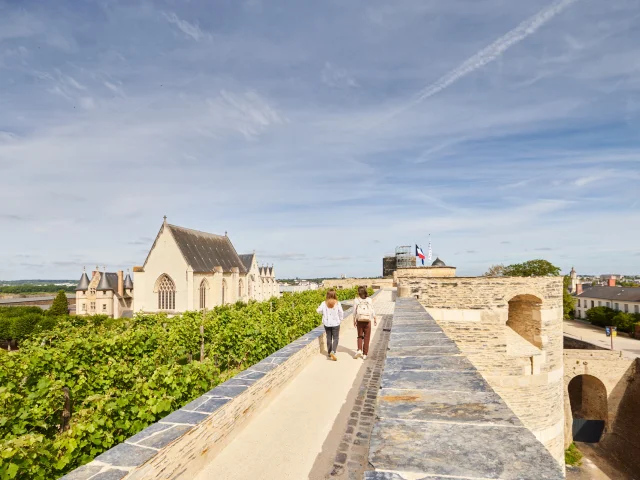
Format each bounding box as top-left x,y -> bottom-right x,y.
1,0 -> 639,281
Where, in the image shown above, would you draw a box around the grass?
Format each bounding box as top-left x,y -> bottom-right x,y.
565,442 -> 583,466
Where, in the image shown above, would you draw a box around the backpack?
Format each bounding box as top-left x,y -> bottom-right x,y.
355,299 -> 373,322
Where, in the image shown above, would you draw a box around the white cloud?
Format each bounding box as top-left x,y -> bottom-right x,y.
321,62 -> 359,89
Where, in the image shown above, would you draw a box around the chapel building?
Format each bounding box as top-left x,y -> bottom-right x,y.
131,218 -> 278,314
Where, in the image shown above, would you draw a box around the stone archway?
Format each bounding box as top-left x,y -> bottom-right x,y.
507,294 -> 543,348
568,374 -> 607,443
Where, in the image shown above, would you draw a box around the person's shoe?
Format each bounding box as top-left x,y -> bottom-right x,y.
330,352 -> 337,361
354,350 -> 363,359
363,354 -> 367,360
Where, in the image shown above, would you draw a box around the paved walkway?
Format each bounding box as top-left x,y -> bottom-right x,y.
564,320 -> 640,358
194,291 -> 395,480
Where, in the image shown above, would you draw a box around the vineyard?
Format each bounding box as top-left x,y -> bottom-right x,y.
0,287 -> 363,480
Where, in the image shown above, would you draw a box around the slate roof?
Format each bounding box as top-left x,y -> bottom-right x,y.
238,254 -> 254,272
76,272 -> 90,291
168,224 -> 247,274
97,272 -> 119,291
123,273 -> 134,290
577,286 -> 640,302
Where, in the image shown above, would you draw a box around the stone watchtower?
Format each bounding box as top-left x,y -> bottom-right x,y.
397,269 -> 566,466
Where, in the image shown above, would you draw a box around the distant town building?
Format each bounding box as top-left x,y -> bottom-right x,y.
279,280 -> 319,293
574,283 -> 640,319
132,218 -> 278,314
75,267 -> 133,318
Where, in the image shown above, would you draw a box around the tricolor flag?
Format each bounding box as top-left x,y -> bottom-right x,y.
416,245 -> 425,265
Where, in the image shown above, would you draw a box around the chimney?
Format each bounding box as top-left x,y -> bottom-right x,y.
576,283 -> 583,295
118,270 -> 124,296
608,278 -> 616,287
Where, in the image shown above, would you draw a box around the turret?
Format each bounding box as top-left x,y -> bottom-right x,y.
76,267 -> 90,292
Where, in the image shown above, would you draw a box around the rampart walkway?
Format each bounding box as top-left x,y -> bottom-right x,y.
194,290 -> 396,480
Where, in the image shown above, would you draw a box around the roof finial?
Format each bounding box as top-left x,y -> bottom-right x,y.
163,215 -> 167,225
83,266 -> 86,273
225,230 -> 228,236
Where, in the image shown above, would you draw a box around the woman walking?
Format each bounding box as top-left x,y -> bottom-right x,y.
317,289 -> 344,361
353,286 -> 376,360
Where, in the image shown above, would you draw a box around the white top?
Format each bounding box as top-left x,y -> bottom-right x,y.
353,297 -> 376,320
316,301 -> 344,327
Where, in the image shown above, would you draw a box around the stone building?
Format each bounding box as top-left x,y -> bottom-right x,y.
75,267 -> 134,318
396,267 -> 565,465
132,218 -> 278,314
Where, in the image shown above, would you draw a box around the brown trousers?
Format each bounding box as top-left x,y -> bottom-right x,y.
356,321 -> 372,355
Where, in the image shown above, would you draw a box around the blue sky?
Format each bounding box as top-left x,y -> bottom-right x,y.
1,0 -> 639,280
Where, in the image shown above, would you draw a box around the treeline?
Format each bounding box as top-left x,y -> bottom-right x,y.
0,284 -> 76,294
0,287 -> 364,479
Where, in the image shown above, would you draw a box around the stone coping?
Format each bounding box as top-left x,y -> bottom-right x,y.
366,297 -> 564,480
62,291 -> 381,480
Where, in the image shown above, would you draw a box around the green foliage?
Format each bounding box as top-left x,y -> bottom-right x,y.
565,442 -> 583,466
502,259 -> 561,277
563,276 -> 576,320
0,284 -> 76,294
0,287 -> 363,479
483,264 -> 505,276
616,280 -> 639,287
10,314 -> 41,340
48,291 -> 69,317
585,306 -> 640,333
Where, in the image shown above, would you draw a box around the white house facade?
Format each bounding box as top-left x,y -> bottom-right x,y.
75,268 -> 134,318
575,286 -> 640,319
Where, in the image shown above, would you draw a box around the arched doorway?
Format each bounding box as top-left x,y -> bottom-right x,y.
568,374 -> 607,443
507,294 -> 542,348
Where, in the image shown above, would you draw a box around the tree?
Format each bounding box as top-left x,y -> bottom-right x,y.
48,290 -> 69,316
502,259 -> 561,277
484,264 -> 505,276
563,276 -> 575,320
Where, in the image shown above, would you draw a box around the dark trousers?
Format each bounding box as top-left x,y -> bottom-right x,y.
357,321 -> 372,355
324,325 -> 340,354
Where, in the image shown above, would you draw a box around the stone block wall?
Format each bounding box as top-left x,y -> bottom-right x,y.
398,275 -> 565,466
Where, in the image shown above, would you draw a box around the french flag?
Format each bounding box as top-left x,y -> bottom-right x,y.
416,245 -> 425,265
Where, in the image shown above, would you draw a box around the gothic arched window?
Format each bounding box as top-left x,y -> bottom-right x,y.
157,275 -> 175,310
199,278 -> 208,310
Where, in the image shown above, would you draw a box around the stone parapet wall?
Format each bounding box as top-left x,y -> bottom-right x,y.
61,326 -> 330,480
366,298 -> 564,480
394,266 -> 456,279
323,278 -> 394,290
400,275 -> 565,465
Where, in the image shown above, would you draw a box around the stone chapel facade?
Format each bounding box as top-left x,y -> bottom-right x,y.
132,219 -> 278,314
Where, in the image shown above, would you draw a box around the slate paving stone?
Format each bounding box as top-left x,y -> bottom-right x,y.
207,384 -> 248,397
237,370 -> 266,380
377,389 -> 522,426
248,362 -> 278,373
58,464 -> 103,480
159,409 -> 209,425
388,335 -> 456,347
386,345 -> 460,356
90,470 -> 128,480
369,419 -> 563,480
94,443 -> 157,468
383,355 -> 474,372
194,396 -> 231,413
381,370 -> 488,392
138,425 -> 192,449
126,422 -> 174,444
390,324 -> 445,333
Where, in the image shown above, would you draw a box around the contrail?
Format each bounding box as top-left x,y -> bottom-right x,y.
366,0 -> 580,129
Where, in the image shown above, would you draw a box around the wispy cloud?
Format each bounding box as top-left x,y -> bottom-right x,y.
321,62 -> 359,89
368,0 -> 581,128
162,12 -> 212,42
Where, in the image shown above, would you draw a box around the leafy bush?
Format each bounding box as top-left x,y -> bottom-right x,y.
0,287 -> 364,479
565,442 -> 582,466
0,318 -> 12,340
585,306 -> 640,333
10,314 -> 42,340
35,317 -> 58,333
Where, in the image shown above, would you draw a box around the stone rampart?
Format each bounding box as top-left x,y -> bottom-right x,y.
323,278 -> 394,290
366,297 -> 564,480
397,275 -> 565,465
